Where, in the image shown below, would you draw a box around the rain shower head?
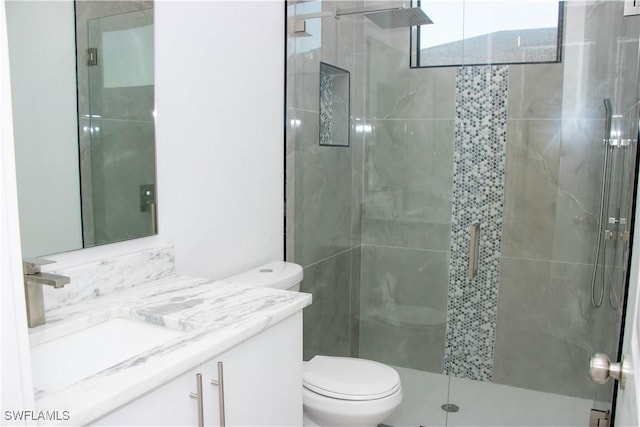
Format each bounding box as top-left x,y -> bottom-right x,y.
336,6 -> 433,29
291,5 -> 433,37
364,7 -> 433,29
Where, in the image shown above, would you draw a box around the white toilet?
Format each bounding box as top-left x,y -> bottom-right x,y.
223,261 -> 403,427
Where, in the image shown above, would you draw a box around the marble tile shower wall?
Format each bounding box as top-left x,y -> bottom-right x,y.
494,1 -> 637,400
286,1 -> 365,360
358,0 -> 636,400
358,30 -> 455,374
288,0 -> 637,400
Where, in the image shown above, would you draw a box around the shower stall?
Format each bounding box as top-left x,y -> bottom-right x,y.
75,2 -> 156,248
286,1 -> 640,425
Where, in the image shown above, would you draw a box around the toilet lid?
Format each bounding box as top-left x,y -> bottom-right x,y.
303,356 -> 401,401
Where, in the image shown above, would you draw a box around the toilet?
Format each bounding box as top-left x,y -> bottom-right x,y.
223,262 -> 403,427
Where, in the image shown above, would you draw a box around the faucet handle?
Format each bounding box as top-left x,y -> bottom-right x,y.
23,258 -> 55,274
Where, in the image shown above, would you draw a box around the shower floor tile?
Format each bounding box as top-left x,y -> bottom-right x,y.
384,366 -> 595,427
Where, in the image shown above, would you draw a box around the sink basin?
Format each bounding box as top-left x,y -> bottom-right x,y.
31,317 -> 185,391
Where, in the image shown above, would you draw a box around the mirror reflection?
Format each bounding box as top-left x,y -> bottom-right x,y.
6,0 -> 157,258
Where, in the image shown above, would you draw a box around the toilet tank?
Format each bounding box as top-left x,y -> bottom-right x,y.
223,261 -> 303,291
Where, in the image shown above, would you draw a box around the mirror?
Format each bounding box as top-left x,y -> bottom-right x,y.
6,0 -> 156,258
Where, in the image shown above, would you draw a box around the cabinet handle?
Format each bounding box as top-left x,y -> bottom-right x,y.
210,361 -> 226,427
189,373 -> 204,427
468,223 -> 480,280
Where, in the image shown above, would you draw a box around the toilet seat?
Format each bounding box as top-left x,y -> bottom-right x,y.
303,356 -> 401,401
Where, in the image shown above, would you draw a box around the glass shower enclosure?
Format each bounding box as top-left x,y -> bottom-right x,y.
286,0 -> 640,424
77,3 -> 156,247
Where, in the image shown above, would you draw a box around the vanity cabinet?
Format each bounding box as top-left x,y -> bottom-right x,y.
92,312 -> 303,426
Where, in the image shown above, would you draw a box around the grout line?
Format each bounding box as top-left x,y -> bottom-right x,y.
355,244 -> 596,267
360,243 -> 450,254
292,107 -> 319,114
507,117 -> 603,121
501,255 -> 596,267
367,117 -> 455,122
303,245 -> 360,269
86,117 -> 154,124
303,246 -> 597,268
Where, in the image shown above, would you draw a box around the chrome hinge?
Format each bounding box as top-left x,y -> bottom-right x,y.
605,138 -> 635,147
605,230 -> 630,241
87,48 -> 98,66
589,409 -> 610,427
608,217 -> 627,225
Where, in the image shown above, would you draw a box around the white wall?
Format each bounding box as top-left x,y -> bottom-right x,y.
155,1 -> 285,278
5,0 -> 82,258
1,0 -> 34,418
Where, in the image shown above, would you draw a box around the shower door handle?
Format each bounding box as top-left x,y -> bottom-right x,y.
589,353 -> 631,390
468,223 -> 480,280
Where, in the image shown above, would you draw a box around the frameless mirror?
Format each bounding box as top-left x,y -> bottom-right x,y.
6,0 -> 156,258
411,0 -> 564,67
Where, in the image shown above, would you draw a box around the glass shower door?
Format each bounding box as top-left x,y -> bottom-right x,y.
444,1 -> 640,425
358,2 -> 459,423
83,7 -> 156,246
589,103 -> 639,419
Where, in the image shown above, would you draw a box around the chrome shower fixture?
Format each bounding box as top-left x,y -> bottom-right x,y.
591,98 -> 634,309
336,5 -> 433,29
292,5 -> 433,34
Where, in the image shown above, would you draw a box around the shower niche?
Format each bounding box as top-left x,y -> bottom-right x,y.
319,62 -> 350,147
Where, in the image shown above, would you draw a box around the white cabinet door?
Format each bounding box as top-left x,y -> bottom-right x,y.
91,312 -> 303,427
91,366 -> 201,426
200,312 -> 303,427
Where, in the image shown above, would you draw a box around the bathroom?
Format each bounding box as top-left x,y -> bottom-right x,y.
2,0 -> 640,426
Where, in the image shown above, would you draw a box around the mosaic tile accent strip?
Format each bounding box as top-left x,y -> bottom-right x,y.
319,68 -> 334,146
319,62 -> 350,147
443,65 -> 508,382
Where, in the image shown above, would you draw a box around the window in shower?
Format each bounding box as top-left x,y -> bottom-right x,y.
410,0 -> 564,68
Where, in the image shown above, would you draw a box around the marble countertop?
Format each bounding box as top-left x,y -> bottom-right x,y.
30,274 -> 312,426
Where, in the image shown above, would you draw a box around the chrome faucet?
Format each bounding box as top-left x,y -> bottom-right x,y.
23,258 -> 70,328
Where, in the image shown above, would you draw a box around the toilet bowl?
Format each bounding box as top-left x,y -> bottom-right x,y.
302,355 -> 402,427
223,262 -> 403,427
